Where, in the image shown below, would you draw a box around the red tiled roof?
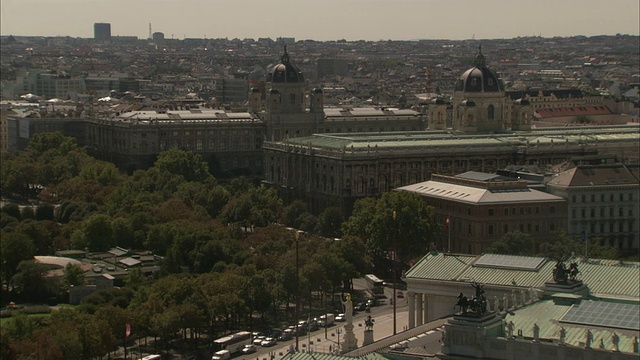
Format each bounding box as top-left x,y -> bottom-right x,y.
535,105 -> 612,119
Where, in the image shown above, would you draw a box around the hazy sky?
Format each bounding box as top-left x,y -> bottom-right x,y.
1,0 -> 638,41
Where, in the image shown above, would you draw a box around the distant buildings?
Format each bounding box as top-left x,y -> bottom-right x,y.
152,32 -> 165,45
79,47 -> 425,175
262,49 -> 640,213
547,162 -> 639,252
93,23 -> 111,42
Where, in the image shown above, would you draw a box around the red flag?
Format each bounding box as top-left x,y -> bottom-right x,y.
125,323 -> 131,338
444,215 -> 450,229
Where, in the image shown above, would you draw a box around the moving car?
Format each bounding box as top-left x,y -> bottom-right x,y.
278,328 -> 293,341
241,344 -> 257,354
335,313 -> 346,322
317,313 -> 335,327
252,336 -> 265,345
211,350 -> 230,360
260,337 -> 277,347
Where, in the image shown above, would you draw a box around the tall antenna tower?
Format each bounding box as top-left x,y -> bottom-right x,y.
148,23 -> 152,40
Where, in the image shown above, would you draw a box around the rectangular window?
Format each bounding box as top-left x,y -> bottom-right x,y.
550,206 -> 556,214
488,209 -> 494,216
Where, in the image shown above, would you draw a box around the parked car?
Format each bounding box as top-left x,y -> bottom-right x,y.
260,337 -> 277,347
335,313 -> 346,322
241,344 -> 257,354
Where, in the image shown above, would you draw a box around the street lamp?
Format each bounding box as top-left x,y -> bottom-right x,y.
295,230 -> 301,351
392,210 -> 397,335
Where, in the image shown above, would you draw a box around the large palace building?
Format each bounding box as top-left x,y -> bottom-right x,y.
261,49 -> 639,214
80,47 -> 425,174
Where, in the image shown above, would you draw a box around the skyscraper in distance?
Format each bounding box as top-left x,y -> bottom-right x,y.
94,23 -> 111,41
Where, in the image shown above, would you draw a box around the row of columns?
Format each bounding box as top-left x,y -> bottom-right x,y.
407,292 -> 430,329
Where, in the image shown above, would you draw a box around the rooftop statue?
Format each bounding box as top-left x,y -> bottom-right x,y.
454,282 -> 488,317
552,258 -> 580,284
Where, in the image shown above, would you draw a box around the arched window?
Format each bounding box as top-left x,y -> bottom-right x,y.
487,105 -> 495,120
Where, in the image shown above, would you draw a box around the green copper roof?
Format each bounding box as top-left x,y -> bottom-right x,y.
505,299 -> 639,353
404,253 -> 640,299
273,125 -> 639,153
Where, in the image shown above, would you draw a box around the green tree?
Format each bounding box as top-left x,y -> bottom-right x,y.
485,231 -> 535,256
0,232 -> 35,288
34,203 -> 55,220
344,191 -> 437,265
221,186 -> 283,228
63,263 -> 85,288
26,132 -> 78,158
2,203 -> 21,220
124,268 -> 148,289
154,148 -> 214,183
282,200 -> 309,227
341,197 -> 377,239
315,206 -> 344,238
83,214 -> 114,252
11,260 -> 53,301
111,217 -> 134,248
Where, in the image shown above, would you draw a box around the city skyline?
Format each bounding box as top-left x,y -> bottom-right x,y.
1,0 -> 639,41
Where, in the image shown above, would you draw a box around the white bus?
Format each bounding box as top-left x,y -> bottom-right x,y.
364,274 -> 384,296
213,331 -> 252,354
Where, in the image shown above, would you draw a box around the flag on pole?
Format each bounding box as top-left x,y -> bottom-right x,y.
444,215 -> 450,229
125,323 -> 131,338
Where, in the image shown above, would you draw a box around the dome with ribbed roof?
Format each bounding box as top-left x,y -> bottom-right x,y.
455,46 -> 503,93
268,46 -> 304,83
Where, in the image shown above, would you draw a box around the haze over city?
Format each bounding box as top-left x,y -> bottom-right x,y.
1,0 -> 639,41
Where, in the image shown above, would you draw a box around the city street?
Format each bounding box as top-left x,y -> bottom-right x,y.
236,279 -> 411,360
